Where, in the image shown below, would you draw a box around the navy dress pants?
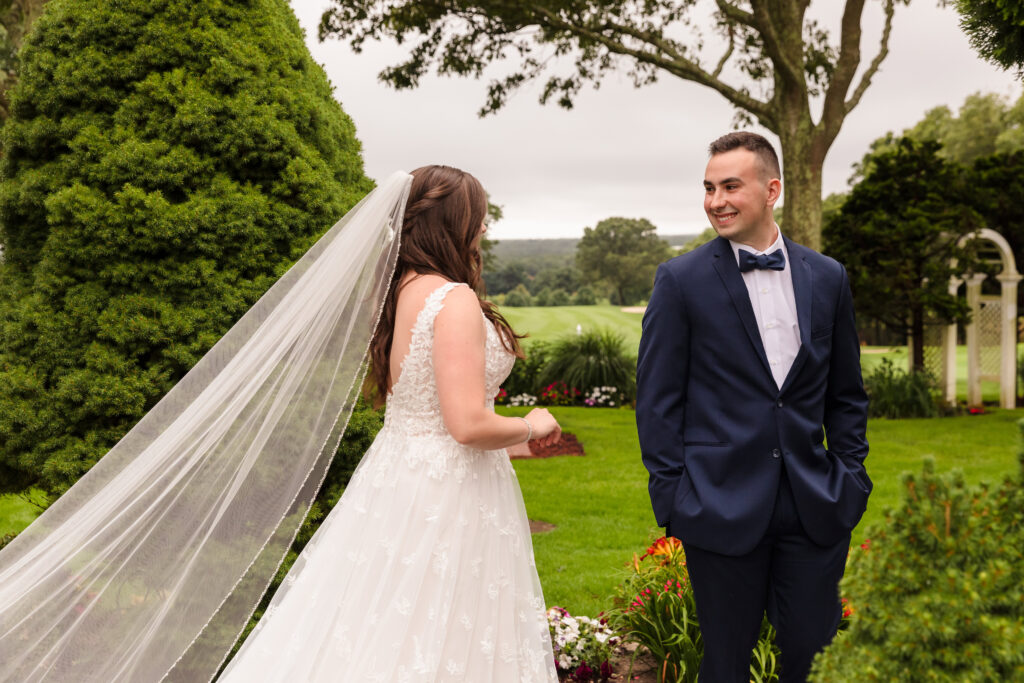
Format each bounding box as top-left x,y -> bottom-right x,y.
679,468 -> 850,683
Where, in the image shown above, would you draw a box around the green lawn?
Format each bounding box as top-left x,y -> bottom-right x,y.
501,305 -> 646,353
0,491 -> 44,538
504,304 -> 1012,403
4,406 -> 1021,621
501,405 -> 1024,618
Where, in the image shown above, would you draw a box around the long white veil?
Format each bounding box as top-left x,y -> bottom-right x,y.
0,171 -> 412,682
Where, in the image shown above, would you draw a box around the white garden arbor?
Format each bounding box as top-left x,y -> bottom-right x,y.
936,229 -> 1021,408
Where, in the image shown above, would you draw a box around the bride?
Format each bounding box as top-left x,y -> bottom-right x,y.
0,166 -> 561,682
219,164 -> 561,682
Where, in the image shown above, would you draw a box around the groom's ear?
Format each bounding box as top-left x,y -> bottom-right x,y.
765,178 -> 782,206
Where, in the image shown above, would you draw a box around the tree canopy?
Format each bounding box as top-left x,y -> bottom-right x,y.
851,91 -> 1024,182
0,0 -> 372,495
824,138 -> 981,372
319,0 -> 907,251
576,216 -> 672,305
955,0 -> 1024,73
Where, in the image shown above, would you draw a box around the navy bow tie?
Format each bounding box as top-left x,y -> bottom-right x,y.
738,249 -> 786,273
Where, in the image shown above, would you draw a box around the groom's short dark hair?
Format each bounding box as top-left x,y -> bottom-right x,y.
708,132 -> 781,181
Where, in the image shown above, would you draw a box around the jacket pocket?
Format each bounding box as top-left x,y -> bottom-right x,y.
811,324 -> 834,340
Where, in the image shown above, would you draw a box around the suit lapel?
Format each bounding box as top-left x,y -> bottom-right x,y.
710,237 -> 773,380
779,237 -> 813,394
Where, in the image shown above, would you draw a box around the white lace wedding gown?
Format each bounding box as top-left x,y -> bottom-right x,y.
218,282 -> 558,682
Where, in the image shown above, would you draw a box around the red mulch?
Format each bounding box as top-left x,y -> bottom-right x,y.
509,432 -> 585,459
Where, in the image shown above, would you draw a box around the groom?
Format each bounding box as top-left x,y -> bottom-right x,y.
635,132 -> 870,682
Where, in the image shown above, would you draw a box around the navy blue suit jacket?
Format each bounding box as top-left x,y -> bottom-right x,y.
636,236 -> 871,556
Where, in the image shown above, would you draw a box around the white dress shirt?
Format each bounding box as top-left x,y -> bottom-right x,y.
730,227 -> 801,389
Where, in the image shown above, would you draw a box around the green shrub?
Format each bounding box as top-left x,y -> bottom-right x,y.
0,0 -> 372,495
501,340 -> 550,396
539,328 -> 636,401
863,358 -> 940,418
550,287 -> 571,306
504,283 -> 532,307
810,449 -> 1024,682
572,285 -> 597,305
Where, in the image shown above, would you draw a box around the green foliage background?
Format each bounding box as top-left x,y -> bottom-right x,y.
955,0 -> 1024,74
0,0 -> 372,495
824,137 -> 980,371
810,452 -> 1024,681
576,217 -> 674,306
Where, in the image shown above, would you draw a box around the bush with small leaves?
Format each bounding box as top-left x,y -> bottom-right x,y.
0,0 -> 372,495
810,445 -> 1024,682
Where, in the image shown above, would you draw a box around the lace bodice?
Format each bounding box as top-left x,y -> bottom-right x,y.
382,282 -> 515,445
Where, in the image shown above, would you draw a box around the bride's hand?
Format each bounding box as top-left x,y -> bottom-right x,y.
525,408 -> 561,447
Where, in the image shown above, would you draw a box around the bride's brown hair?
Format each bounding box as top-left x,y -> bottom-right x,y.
368,165 -> 524,406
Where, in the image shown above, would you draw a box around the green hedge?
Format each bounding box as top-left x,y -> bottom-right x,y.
810,445 -> 1024,681
0,0 -> 372,495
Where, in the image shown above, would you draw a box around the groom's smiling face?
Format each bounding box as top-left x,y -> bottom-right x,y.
703,149 -> 781,251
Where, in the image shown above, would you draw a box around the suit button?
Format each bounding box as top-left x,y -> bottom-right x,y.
776,399 -> 784,408
772,449 -> 781,458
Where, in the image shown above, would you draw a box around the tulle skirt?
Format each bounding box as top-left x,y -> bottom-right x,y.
218,426 -> 558,682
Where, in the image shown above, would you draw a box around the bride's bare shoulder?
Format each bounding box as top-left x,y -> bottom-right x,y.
400,273 -> 452,297
399,274 -> 471,303
395,274 -> 471,320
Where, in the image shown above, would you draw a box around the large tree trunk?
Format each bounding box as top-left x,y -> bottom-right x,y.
779,153 -> 824,252
776,107 -> 828,252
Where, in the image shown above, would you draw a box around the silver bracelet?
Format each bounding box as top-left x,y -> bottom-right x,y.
516,416 -> 533,442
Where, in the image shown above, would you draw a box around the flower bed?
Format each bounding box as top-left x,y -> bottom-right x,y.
548,606 -> 619,682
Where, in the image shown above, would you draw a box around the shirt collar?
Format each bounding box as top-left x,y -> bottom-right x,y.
731,225 -> 786,266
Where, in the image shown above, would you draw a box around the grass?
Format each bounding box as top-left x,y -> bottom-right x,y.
504,304 -> 1013,403
500,305 -> 645,354
3,406 -> 1021,620
0,490 -> 44,538
499,405 -> 1024,618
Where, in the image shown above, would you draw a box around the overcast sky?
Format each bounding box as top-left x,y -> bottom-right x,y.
292,1 -> 1021,240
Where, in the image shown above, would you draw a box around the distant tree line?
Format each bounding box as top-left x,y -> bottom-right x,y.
485,219 -> 689,306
